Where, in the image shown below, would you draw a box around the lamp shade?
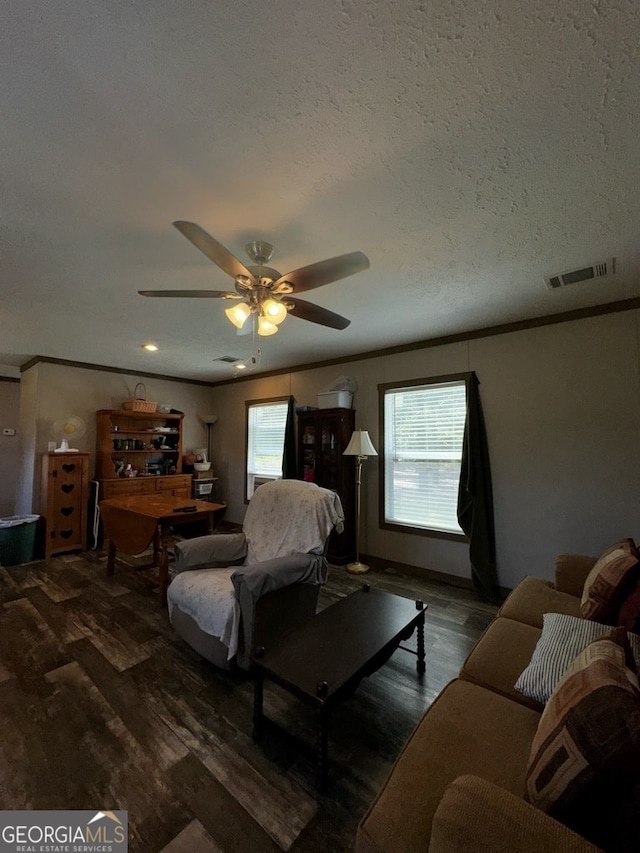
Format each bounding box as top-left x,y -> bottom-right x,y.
257,315 -> 278,336
262,298 -> 288,325
225,302 -> 251,329
343,430 -> 378,457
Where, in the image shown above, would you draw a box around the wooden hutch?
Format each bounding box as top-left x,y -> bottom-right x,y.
297,407 -> 356,564
95,409 -> 191,500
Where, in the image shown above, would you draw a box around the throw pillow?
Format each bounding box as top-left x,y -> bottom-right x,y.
617,575 -> 640,633
525,629 -> 640,822
580,538 -> 640,623
514,612 -> 640,704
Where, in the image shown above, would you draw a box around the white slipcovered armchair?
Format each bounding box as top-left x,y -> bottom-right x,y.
167,479 -> 345,669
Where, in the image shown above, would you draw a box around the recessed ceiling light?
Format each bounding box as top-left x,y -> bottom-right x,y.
142,344 -> 158,351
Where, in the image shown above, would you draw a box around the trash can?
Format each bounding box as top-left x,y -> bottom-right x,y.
0,515 -> 40,566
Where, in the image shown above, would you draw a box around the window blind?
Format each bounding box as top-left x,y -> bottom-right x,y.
383,380 -> 466,533
247,401 -> 288,496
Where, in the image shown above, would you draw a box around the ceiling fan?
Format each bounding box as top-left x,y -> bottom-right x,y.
139,221 -> 370,336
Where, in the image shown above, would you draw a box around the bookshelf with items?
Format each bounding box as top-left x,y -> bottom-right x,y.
95,409 -> 191,499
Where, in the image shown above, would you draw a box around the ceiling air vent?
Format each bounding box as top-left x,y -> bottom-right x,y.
544,258 -> 616,290
213,355 -> 242,364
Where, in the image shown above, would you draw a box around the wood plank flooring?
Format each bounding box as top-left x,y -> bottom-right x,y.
0,550 -> 496,852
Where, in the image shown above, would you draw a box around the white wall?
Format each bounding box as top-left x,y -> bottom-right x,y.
473,314 -> 640,585
209,309 -> 640,590
0,380 -> 21,516
16,362 -> 217,514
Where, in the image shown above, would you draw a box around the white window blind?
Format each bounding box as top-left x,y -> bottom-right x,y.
246,401 -> 288,498
383,380 -> 467,533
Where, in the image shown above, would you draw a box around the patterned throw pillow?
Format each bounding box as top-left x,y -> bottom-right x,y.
525,629 -> 640,821
617,575 -> 640,633
515,612 -> 640,704
580,539 -> 640,623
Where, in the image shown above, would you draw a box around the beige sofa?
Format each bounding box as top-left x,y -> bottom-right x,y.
356,554 -> 607,853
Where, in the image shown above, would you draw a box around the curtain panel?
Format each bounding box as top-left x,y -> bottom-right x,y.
457,373 -> 501,603
282,395 -> 298,479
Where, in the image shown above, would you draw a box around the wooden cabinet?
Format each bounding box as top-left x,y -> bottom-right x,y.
297,407 -> 356,564
99,475 -> 192,500
42,452 -> 89,557
96,410 -> 190,500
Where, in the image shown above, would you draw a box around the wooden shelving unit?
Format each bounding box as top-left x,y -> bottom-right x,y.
96,410 -> 191,500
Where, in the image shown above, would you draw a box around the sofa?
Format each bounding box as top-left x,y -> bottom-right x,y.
356,551 -> 640,853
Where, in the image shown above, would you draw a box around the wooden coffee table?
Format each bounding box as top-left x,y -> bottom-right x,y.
251,584 -> 426,789
99,494 -> 225,606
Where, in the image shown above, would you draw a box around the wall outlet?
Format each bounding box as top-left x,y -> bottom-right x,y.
2,428 -> 16,436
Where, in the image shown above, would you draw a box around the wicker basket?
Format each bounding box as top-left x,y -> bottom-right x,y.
123,383 -> 157,413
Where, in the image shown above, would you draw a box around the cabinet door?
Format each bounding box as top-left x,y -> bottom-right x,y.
169,487 -> 190,498
156,476 -> 191,497
300,421 -> 317,482
100,478 -> 152,498
44,454 -> 89,556
317,414 -> 342,491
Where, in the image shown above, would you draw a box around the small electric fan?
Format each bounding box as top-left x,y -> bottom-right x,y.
53,416 -> 86,452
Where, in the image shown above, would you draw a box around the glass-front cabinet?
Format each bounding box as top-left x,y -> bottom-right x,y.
297,407 -> 356,563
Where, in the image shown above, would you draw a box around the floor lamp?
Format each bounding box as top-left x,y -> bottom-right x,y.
343,430 -> 378,574
203,414 -> 218,463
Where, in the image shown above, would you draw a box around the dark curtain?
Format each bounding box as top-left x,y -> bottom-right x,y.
282,395 -> 298,479
457,373 -> 501,603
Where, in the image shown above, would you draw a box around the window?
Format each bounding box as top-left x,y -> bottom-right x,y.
380,375 -> 468,537
246,399 -> 288,499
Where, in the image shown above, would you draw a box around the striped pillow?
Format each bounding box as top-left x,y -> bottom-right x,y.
514,612 -> 640,704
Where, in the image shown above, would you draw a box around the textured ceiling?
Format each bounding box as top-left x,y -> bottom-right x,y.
1,0 -> 639,381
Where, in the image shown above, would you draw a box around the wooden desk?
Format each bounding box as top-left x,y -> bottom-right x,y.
99,495 -> 225,605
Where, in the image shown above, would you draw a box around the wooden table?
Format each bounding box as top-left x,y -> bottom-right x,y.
251,584 -> 426,789
99,494 -> 225,605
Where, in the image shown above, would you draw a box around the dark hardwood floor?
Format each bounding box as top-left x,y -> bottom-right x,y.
0,550 -> 496,852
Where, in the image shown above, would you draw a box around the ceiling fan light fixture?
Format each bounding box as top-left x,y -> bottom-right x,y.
225,302 -> 252,329
142,222 -> 366,336
262,298 -> 288,325
245,241 -> 274,264
257,316 -> 278,336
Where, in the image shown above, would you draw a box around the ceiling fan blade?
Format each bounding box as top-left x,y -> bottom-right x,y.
173,221 -> 257,284
273,251 -> 369,294
286,297 -> 351,330
138,290 -> 241,299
